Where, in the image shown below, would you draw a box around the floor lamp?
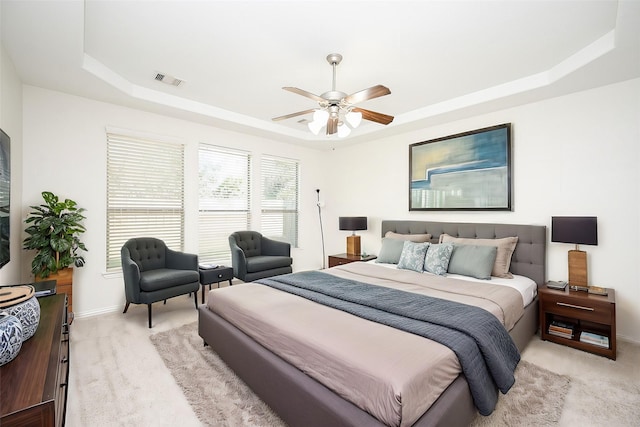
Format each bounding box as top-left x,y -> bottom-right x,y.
551,216 -> 598,291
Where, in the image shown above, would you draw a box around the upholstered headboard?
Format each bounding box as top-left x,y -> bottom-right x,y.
381,220 -> 546,285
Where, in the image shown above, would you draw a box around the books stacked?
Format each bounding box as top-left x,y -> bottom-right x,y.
580,331 -> 609,348
548,320 -> 575,339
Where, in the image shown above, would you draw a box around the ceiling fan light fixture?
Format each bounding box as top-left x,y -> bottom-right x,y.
313,109 -> 329,123
308,119 -> 325,135
274,53 -> 393,139
337,123 -> 351,138
346,110 -> 362,128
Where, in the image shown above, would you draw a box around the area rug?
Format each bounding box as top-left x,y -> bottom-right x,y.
150,322 -> 570,427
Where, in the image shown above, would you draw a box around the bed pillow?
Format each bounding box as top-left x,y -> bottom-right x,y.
447,244 -> 498,280
375,237 -> 406,264
385,231 -> 432,243
423,243 -> 454,276
439,234 -> 518,278
397,241 -> 430,272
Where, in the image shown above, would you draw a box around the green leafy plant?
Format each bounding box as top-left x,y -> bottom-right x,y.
23,191 -> 88,278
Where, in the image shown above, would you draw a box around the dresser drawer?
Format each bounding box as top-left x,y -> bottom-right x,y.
541,293 -> 613,325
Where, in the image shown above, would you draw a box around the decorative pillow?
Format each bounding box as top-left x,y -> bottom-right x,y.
447,244 -> 498,280
397,241 -> 430,272
385,231 -> 432,243
423,243 -> 454,276
439,234 -> 518,278
375,238 -> 406,264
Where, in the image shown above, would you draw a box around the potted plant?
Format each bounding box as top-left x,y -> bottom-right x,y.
23,191 -> 87,311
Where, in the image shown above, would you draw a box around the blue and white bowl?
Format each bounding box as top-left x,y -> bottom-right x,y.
0,285 -> 41,341
0,311 -> 23,366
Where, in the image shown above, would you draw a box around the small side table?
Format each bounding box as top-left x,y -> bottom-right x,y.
199,266 -> 234,304
328,253 -> 377,268
539,284 -> 616,359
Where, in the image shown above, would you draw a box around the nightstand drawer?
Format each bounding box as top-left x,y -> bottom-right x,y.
328,254 -> 377,268
542,294 -> 613,325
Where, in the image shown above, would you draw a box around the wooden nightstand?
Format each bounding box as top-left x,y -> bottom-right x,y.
328,253 -> 377,268
539,284 -> 616,359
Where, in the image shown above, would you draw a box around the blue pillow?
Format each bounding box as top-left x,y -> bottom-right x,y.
397,241 -> 430,272
447,244 -> 498,280
375,238 -> 406,264
424,243 -> 454,276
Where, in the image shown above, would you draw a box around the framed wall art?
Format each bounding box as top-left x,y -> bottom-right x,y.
409,123 -> 512,211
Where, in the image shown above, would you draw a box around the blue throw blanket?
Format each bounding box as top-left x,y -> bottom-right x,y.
257,271 -> 520,416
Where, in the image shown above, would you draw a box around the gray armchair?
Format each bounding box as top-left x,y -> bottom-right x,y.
121,237 -> 200,328
229,231 -> 293,282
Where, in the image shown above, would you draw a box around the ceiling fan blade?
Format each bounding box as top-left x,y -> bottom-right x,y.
272,109 -> 316,121
343,85 -> 391,105
353,107 -> 394,125
326,116 -> 339,135
283,87 -> 325,103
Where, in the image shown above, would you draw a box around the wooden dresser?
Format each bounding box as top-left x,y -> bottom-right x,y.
0,294 -> 70,426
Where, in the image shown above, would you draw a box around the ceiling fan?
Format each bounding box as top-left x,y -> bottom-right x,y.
273,53 -> 394,137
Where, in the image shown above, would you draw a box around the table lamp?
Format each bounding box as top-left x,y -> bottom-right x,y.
339,216 -> 367,255
551,216 -> 598,290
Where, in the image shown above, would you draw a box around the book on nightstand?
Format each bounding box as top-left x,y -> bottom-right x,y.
547,281 -> 567,290
580,331 -> 609,348
548,320 -> 576,339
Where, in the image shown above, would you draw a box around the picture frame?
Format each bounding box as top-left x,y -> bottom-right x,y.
409,123 -> 512,211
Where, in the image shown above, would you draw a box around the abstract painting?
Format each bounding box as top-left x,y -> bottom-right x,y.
409,124 -> 512,211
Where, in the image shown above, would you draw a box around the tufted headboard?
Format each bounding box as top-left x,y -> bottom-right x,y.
381,220 -> 546,285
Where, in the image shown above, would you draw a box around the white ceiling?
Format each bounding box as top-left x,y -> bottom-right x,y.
2,0 -> 639,148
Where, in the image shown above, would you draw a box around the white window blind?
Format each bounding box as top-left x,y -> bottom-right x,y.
198,145 -> 251,264
106,133 -> 185,270
261,155 -> 299,247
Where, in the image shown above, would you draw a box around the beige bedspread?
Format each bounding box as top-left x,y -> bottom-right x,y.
205,262 -> 524,427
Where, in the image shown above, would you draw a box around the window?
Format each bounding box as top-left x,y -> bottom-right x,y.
198,145 -> 251,263
261,155 -> 299,247
106,133 -> 185,270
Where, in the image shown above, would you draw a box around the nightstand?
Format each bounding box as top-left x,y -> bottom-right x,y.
328,253 -> 377,268
199,266 -> 234,304
539,284 -> 616,359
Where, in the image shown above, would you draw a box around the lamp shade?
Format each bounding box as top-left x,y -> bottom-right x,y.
339,216 -> 367,231
551,216 -> 598,245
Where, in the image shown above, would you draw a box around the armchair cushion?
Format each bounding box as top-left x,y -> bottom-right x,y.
139,268 -> 200,292
245,256 -> 293,273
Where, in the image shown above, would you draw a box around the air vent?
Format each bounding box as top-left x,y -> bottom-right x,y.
154,72 -> 184,87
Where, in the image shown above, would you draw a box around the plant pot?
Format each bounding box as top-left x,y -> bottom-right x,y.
36,267 -> 73,312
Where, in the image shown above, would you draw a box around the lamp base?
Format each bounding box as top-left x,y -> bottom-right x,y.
346,235 -> 361,256
568,249 -> 588,287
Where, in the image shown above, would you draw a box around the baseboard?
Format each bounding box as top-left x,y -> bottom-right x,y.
73,304 -> 122,319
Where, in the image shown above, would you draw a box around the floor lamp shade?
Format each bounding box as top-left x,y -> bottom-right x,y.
339,217 -> 367,255
551,216 -> 598,288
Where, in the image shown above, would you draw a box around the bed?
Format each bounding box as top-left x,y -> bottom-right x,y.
198,220 -> 546,427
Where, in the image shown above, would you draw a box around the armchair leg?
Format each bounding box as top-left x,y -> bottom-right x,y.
148,304 -> 153,328
194,291 -> 198,309
123,302 -> 130,313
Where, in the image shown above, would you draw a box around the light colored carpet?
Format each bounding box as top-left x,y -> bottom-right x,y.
66,296 -> 640,427
151,322 -> 572,427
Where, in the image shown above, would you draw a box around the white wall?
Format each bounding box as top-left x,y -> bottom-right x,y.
0,42 -> 24,284
324,78 -> 640,343
22,86 -> 329,317
18,78 -> 640,343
